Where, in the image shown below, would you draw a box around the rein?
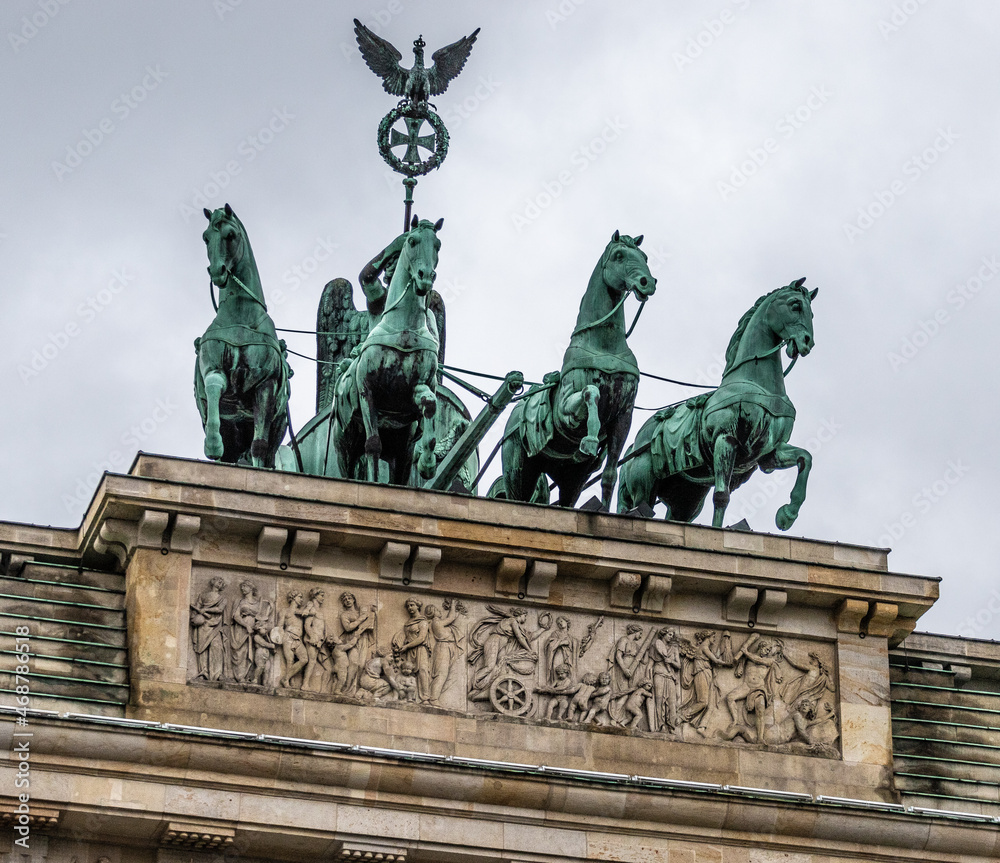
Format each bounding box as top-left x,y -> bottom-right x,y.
724,339 -> 798,379
571,287 -> 646,338
207,219 -> 269,313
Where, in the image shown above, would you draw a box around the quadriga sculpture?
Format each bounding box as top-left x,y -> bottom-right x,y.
194,204 -> 291,468
492,231 -> 656,508
618,278 -> 817,530
329,215 -> 444,484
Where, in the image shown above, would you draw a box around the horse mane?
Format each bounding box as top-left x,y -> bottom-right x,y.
723,281 -> 809,374
224,209 -> 265,305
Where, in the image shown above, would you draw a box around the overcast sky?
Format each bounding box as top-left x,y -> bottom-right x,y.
1,1 -> 997,640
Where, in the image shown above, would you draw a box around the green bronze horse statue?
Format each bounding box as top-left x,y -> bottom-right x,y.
194,204 -> 291,469
492,231 -> 656,508
617,278 -> 817,530
329,216 -> 444,484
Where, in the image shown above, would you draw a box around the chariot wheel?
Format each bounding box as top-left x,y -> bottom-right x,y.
490,676 -> 532,716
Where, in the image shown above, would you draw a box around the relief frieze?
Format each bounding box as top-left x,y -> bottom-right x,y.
188,571 -> 839,758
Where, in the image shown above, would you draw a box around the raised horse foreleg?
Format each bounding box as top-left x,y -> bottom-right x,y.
202,370 -> 227,461
561,384 -> 601,457
413,383 -> 437,480
760,442 -> 812,531
711,433 -> 738,528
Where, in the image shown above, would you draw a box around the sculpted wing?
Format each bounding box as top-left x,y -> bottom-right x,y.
354,18 -> 408,96
427,28 -> 480,96
316,278 -> 372,413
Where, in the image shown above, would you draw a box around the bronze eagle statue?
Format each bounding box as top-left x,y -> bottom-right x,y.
353,19 -> 480,108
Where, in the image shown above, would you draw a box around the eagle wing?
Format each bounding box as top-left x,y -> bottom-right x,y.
354,19 -> 408,96
316,278 -> 372,413
427,28 -> 480,96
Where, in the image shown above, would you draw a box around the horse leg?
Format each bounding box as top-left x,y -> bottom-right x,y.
413,383 -> 438,480
761,443 -> 812,530
251,380 -> 276,469
617,449 -> 653,513
359,381 -> 381,483
711,433 -> 738,528
202,370 -> 227,460
600,405 -> 633,509
502,431 -> 544,504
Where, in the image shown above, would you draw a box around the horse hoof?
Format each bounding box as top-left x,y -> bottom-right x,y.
204,435 -> 224,460
580,436 -> 599,457
775,505 -> 797,531
418,452 -> 436,479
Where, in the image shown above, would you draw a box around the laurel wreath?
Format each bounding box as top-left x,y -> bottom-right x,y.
377,105 -> 450,177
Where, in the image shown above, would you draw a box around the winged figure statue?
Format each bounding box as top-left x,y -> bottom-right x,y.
353,19 -> 481,108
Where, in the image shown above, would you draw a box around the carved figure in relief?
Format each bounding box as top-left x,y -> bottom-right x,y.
678,630 -> 733,734
190,576 -> 229,681
723,634 -> 783,744
624,680 -> 655,729
537,663 -> 575,720
610,623 -> 646,696
542,616 -> 579,686
426,599 -> 467,706
393,597 -> 433,702
582,672 -> 614,724
567,672 -> 600,721
277,590 -> 309,688
467,606 -> 551,702
251,623 -> 276,686
358,646 -> 404,701
301,588 -> 329,692
336,592 -> 377,693
650,627 -> 681,734
397,661 -> 418,701
229,579 -> 272,683
781,650 -> 832,705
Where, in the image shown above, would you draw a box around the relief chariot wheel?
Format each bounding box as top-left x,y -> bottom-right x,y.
489,676 -> 533,717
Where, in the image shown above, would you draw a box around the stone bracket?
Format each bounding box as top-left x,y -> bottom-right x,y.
257,526 -> 288,567
289,529 -> 321,569
495,556 -> 527,595
725,586 -> 758,623
0,798 -> 59,831
410,545 -> 441,586
94,509 -> 170,567
866,601 -> 899,637
379,542 -> 410,582
756,589 -> 787,627
610,571 -> 642,609
525,560 -> 557,599
170,514 -> 201,554
836,598 -> 869,634
640,574 -> 673,613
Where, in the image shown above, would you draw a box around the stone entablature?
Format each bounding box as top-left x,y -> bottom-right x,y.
0,454 -> 938,799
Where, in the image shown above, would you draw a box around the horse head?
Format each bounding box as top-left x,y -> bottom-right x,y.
767,277 -> 817,359
601,230 -> 656,301
399,215 -> 443,297
203,203 -> 245,289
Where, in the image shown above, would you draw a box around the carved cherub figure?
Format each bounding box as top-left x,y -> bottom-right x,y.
567,672 -> 600,721
538,663 -> 575,720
